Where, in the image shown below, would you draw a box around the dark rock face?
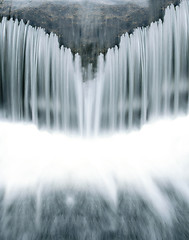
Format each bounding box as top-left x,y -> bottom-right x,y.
0,0 -> 180,66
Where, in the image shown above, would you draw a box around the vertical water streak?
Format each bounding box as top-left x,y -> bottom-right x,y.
95,0 -> 189,133
0,18 -> 82,133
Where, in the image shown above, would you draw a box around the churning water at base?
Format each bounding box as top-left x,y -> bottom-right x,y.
0,1 -> 189,135
0,116 -> 189,239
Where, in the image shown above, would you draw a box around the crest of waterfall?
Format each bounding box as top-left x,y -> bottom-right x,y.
0,0 -> 189,135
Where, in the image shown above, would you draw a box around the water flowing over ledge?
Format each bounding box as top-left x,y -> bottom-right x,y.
0,19 -> 84,132
94,0 -> 189,133
0,0 -> 189,135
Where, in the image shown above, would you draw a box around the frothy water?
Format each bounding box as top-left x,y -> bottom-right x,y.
1,116 -> 189,213
0,116 -> 189,239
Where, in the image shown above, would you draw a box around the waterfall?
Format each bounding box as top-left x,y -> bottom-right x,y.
95,0 -> 189,132
0,18 -> 84,133
1,2 -> 189,239
0,1 -> 189,135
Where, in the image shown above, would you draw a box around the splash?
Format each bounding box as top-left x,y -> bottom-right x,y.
0,116 -> 189,217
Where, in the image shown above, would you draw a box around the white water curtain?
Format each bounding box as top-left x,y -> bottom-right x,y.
0,0 -> 188,135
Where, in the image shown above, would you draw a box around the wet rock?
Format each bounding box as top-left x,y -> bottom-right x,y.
0,0 -> 180,66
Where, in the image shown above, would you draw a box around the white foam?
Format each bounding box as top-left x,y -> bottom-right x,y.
0,116 -> 188,188
0,116 -> 189,221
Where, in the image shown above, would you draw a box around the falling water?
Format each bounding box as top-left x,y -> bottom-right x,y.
94,0 -> 189,132
0,19 -> 84,133
0,1 -> 189,135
